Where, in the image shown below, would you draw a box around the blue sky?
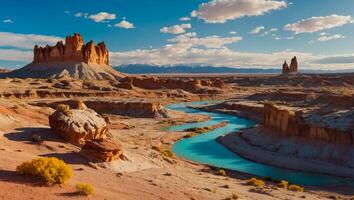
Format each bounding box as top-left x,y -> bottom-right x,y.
0,0 -> 353,70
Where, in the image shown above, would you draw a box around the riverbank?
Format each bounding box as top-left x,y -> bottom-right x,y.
216,127 -> 354,181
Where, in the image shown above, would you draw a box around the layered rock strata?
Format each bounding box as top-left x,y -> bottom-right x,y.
33,33 -> 109,65
81,139 -> 124,162
4,33 -> 124,80
118,76 -> 225,93
263,102 -> 353,145
49,101 -> 124,162
42,99 -> 169,118
49,103 -> 109,145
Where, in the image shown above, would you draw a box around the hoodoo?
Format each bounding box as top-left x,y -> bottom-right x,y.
282,56 -> 298,75
3,33 -> 124,80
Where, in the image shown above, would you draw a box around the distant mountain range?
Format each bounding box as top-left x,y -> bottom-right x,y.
114,64 -> 354,74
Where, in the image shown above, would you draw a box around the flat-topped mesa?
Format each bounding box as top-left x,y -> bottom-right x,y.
282,56 -> 298,75
33,33 -> 109,65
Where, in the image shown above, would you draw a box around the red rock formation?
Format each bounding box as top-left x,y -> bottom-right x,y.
33,33 -> 109,66
282,56 -> 298,75
289,56 -> 298,73
49,102 -> 109,145
263,102 -> 353,145
282,61 -> 289,74
81,139 -> 124,162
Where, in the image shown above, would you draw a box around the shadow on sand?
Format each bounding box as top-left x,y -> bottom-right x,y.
40,152 -> 89,165
0,170 -> 45,186
4,127 -> 62,143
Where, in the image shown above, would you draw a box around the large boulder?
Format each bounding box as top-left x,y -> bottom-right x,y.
80,139 -> 123,162
49,102 -> 109,145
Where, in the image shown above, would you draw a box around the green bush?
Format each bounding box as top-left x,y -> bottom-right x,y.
76,183 -> 95,196
16,157 -> 72,185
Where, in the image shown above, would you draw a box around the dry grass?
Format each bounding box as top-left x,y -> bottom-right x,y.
75,183 -> 95,196
217,169 -> 226,176
288,184 -> 304,192
277,180 -> 288,189
245,178 -> 265,188
152,146 -> 175,158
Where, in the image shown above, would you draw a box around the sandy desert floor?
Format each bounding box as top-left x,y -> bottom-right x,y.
0,76 -> 353,200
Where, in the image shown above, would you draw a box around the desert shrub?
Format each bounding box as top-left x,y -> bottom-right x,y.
75,183 -> 95,196
16,157 -> 72,185
277,180 -> 288,188
231,193 -> 239,199
288,184 -> 304,192
245,178 -> 265,187
152,146 -> 175,157
217,169 -> 226,176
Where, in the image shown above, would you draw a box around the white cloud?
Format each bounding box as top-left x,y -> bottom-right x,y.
115,20 -> 135,29
311,55 -> 354,65
274,37 -> 281,40
229,31 -> 237,35
167,33 -> 242,49
179,17 -> 191,21
110,46 -> 354,70
0,49 -> 32,62
317,33 -> 345,42
0,32 -> 63,49
192,0 -> 287,23
64,10 -> 70,14
249,26 -> 265,34
75,12 -> 89,18
284,14 -> 353,34
3,19 -> 13,23
160,24 -> 192,34
89,12 -> 116,22
260,28 -> 277,36
75,12 -> 83,17
109,31 -> 354,70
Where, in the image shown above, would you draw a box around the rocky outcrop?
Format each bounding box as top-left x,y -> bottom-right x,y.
81,139 -> 124,162
263,102 -> 353,145
282,56 -> 298,75
3,33 -> 124,80
49,101 -> 124,162
49,102 -> 109,145
33,33 -> 109,65
117,76 -> 225,93
83,100 -> 170,118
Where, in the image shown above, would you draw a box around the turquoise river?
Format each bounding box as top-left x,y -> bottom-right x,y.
165,101 -> 353,186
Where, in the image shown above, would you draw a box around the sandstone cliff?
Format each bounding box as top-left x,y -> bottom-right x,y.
33,33 -> 109,65
263,102 -> 353,145
3,33 -> 124,80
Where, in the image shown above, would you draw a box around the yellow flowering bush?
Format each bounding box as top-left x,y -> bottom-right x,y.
16,157 -> 72,185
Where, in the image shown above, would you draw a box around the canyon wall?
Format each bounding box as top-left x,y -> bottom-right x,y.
119,76 -> 224,92
33,33 -> 109,65
41,99 -> 169,118
263,102 -> 353,145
